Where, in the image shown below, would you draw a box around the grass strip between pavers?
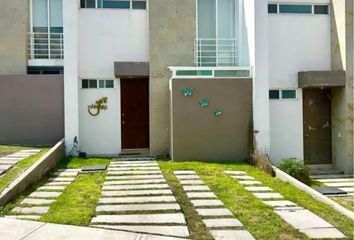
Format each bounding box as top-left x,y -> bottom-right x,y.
40,172 -> 106,226
159,160 -> 353,240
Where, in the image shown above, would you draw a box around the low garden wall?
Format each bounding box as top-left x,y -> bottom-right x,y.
0,139 -> 65,206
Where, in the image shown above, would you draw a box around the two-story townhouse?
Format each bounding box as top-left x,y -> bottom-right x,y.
0,0 -> 353,174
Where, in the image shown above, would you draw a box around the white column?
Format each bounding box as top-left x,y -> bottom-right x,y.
63,0 -> 79,155
244,0 -> 270,154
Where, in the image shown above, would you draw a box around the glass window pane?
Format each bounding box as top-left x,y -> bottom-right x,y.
89,80 -> 97,88
176,70 -> 213,76
215,70 -> 237,77
198,0 -> 216,38
50,0 -> 63,28
279,4 -> 312,14
106,80 -> 114,88
99,80 -> 105,88
282,90 -> 296,99
132,1 -> 146,9
102,0 -> 130,8
33,0 -> 48,28
87,0 -> 96,8
269,90 -> 280,99
314,5 -> 328,14
82,80 -> 88,88
218,0 -> 235,38
268,4 -> 278,13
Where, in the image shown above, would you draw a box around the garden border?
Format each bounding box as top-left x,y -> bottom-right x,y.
0,139 -> 65,206
273,166 -> 354,221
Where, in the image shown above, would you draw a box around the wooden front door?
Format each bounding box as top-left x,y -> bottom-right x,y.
121,78 -> 149,149
303,89 -> 332,164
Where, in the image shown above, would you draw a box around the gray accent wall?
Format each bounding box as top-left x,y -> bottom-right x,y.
170,78 -> 252,161
0,0 -> 28,74
149,0 -> 196,156
0,75 -> 64,145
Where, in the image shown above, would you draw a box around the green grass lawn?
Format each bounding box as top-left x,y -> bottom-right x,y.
0,147 -> 49,193
40,172 -> 106,225
159,160 -> 353,240
2,157 -> 352,240
39,157 -> 109,225
330,196 -> 354,212
0,145 -> 42,155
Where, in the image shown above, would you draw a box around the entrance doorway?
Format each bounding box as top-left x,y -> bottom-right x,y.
121,78 -> 149,150
303,88 -> 332,164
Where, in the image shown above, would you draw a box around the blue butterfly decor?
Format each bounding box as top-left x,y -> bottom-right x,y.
199,98 -> 209,108
182,88 -> 193,96
181,87 -> 223,117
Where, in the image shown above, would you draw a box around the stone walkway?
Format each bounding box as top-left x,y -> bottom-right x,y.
90,160 -> 189,238
0,149 -> 41,175
6,169 -> 80,220
225,171 -> 346,239
174,170 -> 255,240
313,174 -> 354,196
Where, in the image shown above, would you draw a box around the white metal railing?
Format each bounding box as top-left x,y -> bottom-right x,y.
27,32 -> 64,60
194,38 -> 239,67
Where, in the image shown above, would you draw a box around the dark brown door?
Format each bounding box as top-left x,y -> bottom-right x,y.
121,78 -> 149,149
303,89 -> 331,164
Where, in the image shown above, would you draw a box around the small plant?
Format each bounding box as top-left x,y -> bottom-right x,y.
250,149 -> 275,177
279,158 -> 310,184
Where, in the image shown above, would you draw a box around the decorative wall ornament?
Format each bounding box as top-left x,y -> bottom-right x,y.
214,109 -> 223,117
182,88 -> 193,96
88,97 -> 108,116
199,98 -> 209,108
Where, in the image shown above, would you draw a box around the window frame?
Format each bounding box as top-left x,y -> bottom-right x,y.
80,0 -> 147,10
81,79 -> 115,89
268,3 -> 330,15
269,89 -> 298,100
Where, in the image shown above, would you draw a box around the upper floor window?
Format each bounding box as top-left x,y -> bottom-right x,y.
268,3 -> 329,15
196,0 -> 238,67
80,0 -> 146,9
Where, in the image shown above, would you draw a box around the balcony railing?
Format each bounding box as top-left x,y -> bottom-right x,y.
28,32 -> 64,60
194,38 -> 239,67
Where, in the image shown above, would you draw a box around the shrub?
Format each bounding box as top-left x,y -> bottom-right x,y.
279,159 -> 310,184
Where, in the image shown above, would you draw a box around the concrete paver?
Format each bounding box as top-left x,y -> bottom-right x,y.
96,203 -> 181,212
191,199 -> 224,207
299,227 -> 346,239
186,192 -> 216,199
245,186 -> 273,192
203,218 -> 243,228
104,179 -> 166,185
92,225 -> 190,237
103,184 -> 169,190
101,189 -> 172,197
29,191 -> 61,198
20,198 -> 55,205
99,196 -> 176,204
12,206 -> 49,215
196,208 -> 233,217
106,175 -> 163,180
252,192 -> 283,199
91,213 -> 186,224
211,230 -> 256,240
263,200 -> 297,207
183,185 -> 210,192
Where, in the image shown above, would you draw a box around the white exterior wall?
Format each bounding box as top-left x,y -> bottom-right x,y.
268,1 -> 331,164
77,9 -> 148,155
63,0 -> 79,154
244,0 -> 271,153
79,83 -> 121,155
